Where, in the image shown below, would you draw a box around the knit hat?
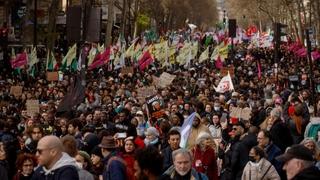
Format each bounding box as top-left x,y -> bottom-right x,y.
78,151 -> 92,167
145,127 -> 159,137
196,132 -> 212,145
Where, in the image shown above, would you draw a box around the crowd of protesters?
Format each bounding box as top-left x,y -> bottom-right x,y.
1,29 -> 320,180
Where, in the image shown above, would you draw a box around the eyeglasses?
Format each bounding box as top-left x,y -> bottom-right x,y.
232,128 -> 238,131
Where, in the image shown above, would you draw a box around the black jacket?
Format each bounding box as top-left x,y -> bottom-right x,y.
269,119 -> 293,152
293,166 -> 320,180
31,165 -> 79,180
161,146 -> 174,172
230,133 -> 257,180
31,153 -> 79,180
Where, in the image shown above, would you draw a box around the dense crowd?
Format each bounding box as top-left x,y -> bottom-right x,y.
1,31 -> 320,180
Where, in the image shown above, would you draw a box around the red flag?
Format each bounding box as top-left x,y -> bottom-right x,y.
215,56 -> 223,69
138,50 -> 154,71
88,47 -> 111,70
11,52 -> 28,69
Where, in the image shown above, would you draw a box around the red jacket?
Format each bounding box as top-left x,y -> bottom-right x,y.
121,153 -> 136,180
192,145 -> 218,180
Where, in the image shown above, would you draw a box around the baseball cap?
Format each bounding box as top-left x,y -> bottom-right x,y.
276,144 -> 314,162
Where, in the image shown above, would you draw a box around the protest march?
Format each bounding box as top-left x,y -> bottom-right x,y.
1,1 -> 320,180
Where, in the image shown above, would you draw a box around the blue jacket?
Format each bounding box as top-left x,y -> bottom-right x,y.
102,152 -> 127,180
31,153 -> 79,180
265,143 -> 282,173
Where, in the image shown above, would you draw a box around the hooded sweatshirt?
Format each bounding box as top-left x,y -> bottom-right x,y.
32,152 -> 79,180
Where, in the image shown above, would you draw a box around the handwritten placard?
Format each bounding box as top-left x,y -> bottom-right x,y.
230,107 -> 252,121
157,72 -> 176,88
10,86 -> 23,97
26,100 -> 40,116
137,86 -> 157,103
121,67 -> 134,75
47,72 -> 59,81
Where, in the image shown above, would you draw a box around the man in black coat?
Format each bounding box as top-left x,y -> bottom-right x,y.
161,129 -> 181,172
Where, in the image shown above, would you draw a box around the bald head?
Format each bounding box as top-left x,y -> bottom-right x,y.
36,135 -> 65,169
38,135 -> 64,152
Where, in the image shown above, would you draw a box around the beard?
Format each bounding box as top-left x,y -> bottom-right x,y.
176,169 -> 190,176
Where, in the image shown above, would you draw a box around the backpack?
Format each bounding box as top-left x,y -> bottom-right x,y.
306,123 -> 320,141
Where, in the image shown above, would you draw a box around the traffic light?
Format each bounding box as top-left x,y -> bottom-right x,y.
274,23 -> 287,44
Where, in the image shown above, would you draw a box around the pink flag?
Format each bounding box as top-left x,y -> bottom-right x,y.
11,52 -> 28,69
138,50 -> 154,71
215,56 -> 223,69
312,51 -> 320,60
257,61 -> 261,80
295,48 -> 307,57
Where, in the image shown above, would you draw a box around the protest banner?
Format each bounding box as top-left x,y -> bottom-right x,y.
47,72 -> 59,81
10,86 -> 23,97
26,100 -> 40,117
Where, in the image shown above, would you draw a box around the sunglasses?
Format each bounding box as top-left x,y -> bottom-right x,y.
36,148 -> 51,154
232,128 -> 238,131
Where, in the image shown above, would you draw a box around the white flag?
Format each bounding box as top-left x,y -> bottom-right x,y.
214,72 -> 234,93
179,112 -> 196,148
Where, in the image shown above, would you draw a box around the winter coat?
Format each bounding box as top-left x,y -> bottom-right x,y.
230,133 -> 258,180
121,152 -> 136,180
0,160 -> 8,180
186,124 -> 210,149
191,145 -> 218,180
264,143 -> 283,176
102,152 -> 127,180
78,169 -> 94,180
241,158 -> 280,180
269,119 -> 293,152
208,124 -> 222,139
161,146 -> 175,172
292,166 -> 320,180
161,166 -> 208,180
32,152 -> 79,180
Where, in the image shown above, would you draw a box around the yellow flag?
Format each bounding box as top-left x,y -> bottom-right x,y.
199,47 -> 209,63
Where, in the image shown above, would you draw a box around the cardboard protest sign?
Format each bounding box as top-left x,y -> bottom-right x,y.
230,107 -> 252,121
136,86 -> 157,103
152,76 -> 160,87
47,72 -> 59,81
157,72 -> 176,88
146,95 -> 166,121
121,67 -> 134,75
10,86 -> 23,97
26,100 -> 40,117
220,66 -> 235,77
